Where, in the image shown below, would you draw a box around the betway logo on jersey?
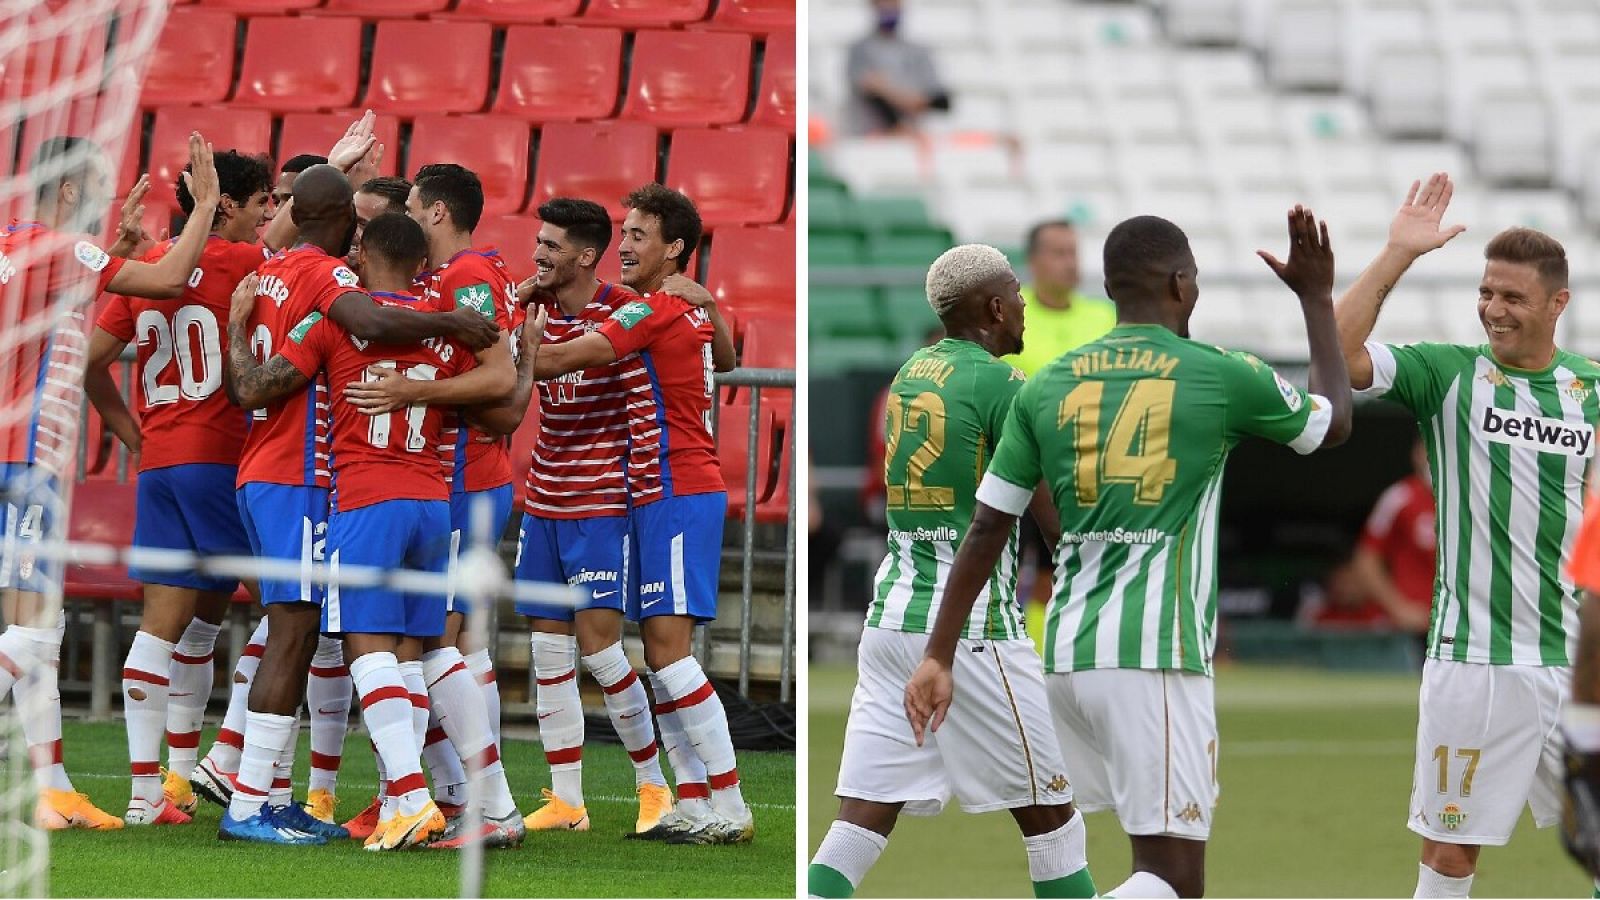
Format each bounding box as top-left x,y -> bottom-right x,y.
566,569 -> 617,586
1479,406 -> 1595,457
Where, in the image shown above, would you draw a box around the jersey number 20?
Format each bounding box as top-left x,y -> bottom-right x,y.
135,305 -> 222,406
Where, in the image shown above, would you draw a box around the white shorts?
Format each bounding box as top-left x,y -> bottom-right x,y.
1047,668 -> 1219,839
835,627 -> 1074,816
1407,658 -> 1567,846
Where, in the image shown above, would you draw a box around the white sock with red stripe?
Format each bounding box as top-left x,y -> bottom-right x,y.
423,647 -> 517,818
422,704 -> 468,809
306,636 -> 349,795
268,711 -> 301,809
655,657 -> 746,819
582,643 -> 666,788
352,652 -> 428,818
206,618 -> 266,774
373,739 -> 395,820
465,648 -> 501,749
531,632 -> 584,808
227,710 -> 294,821
16,622 -> 70,793
122,631 -> 175,809
0,626 -> 43,702
648,669 -> 709,813
398,660 -> 429,760
166,618 -> 219,779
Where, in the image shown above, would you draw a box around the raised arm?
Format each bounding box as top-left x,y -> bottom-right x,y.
661,274 -> 737,372
261,111 -> 379,252
1258,205 -> 1352,448
225,274 -> 311,408
104,135 -> 218,299
523,308 -> 619,379
461,320 -> 539,435
106,174 -> 152,260
327,292 -> 500,351
83,327 -> 139,455
1333,174 -> 1467,390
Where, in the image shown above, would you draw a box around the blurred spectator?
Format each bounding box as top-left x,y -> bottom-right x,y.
1297,556 -> 1393,630
861,323 -> 945,524
1349,435 -> 1436,634
845,0 -> 950,136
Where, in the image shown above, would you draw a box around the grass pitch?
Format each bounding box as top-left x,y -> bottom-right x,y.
809,664 -> 1583,898
49,721 -> 794,898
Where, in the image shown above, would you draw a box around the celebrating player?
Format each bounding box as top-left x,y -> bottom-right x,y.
351,175 -> 410,264
1332,173 -> 1600,899
525,184 -> 747,844
809,244 -> 1097,900
0,132 -> 225,831
907,209 -> 1353,898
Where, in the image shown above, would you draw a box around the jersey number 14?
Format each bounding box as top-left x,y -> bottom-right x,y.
1058,379 -> 1178,506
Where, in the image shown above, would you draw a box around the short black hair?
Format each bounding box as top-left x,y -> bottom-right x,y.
414,163 -> 484,233
178,149 -> 272,217
1102,215 -> 1193,299
281,154 -> 327,175
1026,219 -> 1074,256
30,136 -> 99,205
622,183 -> 701,273
361,212 -> 429,272
356,175 -> 412,215
537,197 -> 612,255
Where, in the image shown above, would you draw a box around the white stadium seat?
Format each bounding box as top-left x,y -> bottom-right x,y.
1265,1 -> 1344,89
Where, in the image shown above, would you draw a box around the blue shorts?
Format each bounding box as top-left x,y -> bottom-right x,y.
513,513 -> 629,621
131,464 -> 250,593
236,483 -> 328,606
324,498 -> 450,638
445,484 -> 515,615
0,463 -> 60,595
628,492 -> 726,623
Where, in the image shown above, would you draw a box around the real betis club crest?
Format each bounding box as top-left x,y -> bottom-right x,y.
455,282 -> 495,319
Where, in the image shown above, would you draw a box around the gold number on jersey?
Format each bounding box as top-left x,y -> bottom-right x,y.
1058,379 -> 1178,506
1432,745 -> 1481,796
884,392 -> 956,510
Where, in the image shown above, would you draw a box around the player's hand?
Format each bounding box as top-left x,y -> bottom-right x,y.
229,273 -> 259,327
660,273 -> 715,308
346,140 -> 383,190
529,305 -> 549,339
903,657 -> 953,747
447,306 -> 501,351
1563,745 -> 1600,877
1388,173 -> 1467,257
181,133 -> 220,210
343,365 -> 412,415
1258,205 -> 1335,302
515,275 -> 550,307
117,174 -> 151,244
329,110 -> 378,174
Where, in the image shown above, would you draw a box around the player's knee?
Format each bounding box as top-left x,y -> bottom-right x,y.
1420,840 -> 1478,878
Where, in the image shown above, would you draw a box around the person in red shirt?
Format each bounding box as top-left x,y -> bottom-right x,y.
528,184 -> 749,845
1351,435 -> 1436,635
0,132 -> 224,832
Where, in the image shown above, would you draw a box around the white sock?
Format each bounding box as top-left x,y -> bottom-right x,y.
1023,812 -> 1090,883
1106,871 -> 1179,899
0,626 -> 43,702
227,710 -> 294,821
269,710 -> 301,808
15,623 -> 70,792
398,660 -> 429,772
306,635 -> 349,795
353,652 -> 428,817
465,648 -> 501,750
583,642 -> 667,788
1415,863 -> 1474,899
808,820 -> 888,897
531,632 -> 584,808
422,703 -> 468,807
166,618 -> 220,778
423,647 -> 516,818
649,669 -> 709,812
207,618 -> 266,773
123,630 -> 176,808
372,739 -> 395,819
655,656 -> 746,818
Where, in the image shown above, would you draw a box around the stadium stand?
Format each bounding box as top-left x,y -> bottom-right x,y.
492,25 -> 623,121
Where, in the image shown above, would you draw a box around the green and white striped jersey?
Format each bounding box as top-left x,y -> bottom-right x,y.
1361,340 -> 1600,666
978,324 -> 1331,676
867,338 -> 1029,640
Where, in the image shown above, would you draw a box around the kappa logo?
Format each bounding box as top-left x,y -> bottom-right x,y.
1479,405 -> 1595,457
1175,802 -> 1204,824
1044,774 -> 1069,793
1480,368 -> 1510,388
1439,803 -> 1468,831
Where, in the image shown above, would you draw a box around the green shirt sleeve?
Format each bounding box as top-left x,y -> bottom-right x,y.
984,377 -> 1044,496
1220,350 -> 1321,450
1365,341 -> 1466,416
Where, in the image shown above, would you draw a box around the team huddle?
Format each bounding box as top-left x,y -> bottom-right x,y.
0,111 -> 755,849
810,176 -> 1600,898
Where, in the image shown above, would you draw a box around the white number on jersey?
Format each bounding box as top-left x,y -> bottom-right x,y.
364,360 -> 440,452
135,305 -> 223,407
248,323 -> 272,421
700,342 -> 715,435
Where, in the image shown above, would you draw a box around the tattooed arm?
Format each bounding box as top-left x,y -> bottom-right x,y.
225,273 -> 312,409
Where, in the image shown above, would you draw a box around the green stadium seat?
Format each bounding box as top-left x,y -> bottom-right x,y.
855,194 -> 933,234
810,287 -> 883,338
809,336 -> 899,378
809,189 -> 855,231
810,230 -> 864,267
808,151 -> 845,191
866,231 -> 951,267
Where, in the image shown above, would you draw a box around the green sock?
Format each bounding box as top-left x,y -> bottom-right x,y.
808,863 -> 856,899
1033,867 -> 1098,898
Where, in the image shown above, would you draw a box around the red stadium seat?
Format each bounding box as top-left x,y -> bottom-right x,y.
450,0 -> 580,24
473,215 -> 539,284
0,22 -> 110,100
199,0 -> 320,10
703,225 -> 794,312
740,315 -> 795,370
755,424 -> 791,523
407,115 -> 530,216
64,480 -> 141,602
718,401 -> 775,519
146,106 -> 273,209
665,127 -> 789,227
324,0 -> 448,13
703,0 -> 795,34
750,31 -> 796,132
141,8 -> 235,107
577,0 -> 710,26
621,31 -> 752,128
529,121 -> 658,221
364,20 -> 491,115
278,112 -> 401,176
493,26 -> 622,122
230,16 -> 361,112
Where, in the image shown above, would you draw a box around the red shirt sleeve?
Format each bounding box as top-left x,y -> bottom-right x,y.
278,316 -> 334,379
310,259 -> 365,316
95,293 -> 134,341
597,296 -> 677,359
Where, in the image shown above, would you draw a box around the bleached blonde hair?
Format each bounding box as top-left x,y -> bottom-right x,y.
925,244 -> 1013,316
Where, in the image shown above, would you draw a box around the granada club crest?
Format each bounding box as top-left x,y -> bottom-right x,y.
1439,803 -> 1468,831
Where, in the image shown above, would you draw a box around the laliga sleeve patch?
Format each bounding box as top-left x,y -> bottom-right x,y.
289,311 -> 323,344
73,240 -> 111,273
454,282 -> 495,319
1273,370 -> 1304,412
331,265 -> 359,288
610,300 -> 653,330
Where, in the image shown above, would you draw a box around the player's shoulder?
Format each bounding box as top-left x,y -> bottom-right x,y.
209,237 -> 271,267
1556,348 -> 1600,378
